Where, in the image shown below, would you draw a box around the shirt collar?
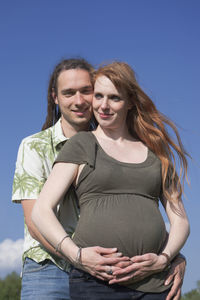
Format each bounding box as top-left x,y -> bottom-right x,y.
52,119 -> 69,150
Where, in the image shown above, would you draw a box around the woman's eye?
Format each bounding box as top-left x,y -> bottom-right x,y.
94,93 -> 103,100
110,95 -> 121,102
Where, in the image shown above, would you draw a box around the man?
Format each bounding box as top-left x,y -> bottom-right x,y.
12,58 -> 186,300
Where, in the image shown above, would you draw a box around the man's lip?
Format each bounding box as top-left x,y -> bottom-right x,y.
72,109 -> 89,116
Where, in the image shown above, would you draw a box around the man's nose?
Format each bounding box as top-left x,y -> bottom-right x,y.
75,91 -> 84,105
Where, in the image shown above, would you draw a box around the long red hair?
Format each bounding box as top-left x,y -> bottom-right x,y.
94,62 -> 188,205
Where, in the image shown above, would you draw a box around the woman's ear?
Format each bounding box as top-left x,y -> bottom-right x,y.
128,102 -> 134,110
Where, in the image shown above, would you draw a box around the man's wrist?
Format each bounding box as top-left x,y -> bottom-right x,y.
173,253 -> 186,265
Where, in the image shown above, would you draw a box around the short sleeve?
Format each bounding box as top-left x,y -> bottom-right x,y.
55,132 -> 95,168
12,138 -> 46,202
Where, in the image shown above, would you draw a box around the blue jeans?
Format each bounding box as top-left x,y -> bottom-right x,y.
21,257 -> 70,300
69,267 -> 170,300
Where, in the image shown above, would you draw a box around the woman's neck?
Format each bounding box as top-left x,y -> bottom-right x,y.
94,125 -> 135,142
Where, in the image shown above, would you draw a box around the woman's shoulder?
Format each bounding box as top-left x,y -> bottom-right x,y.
63,131 -> 96,155
55,132 -> 96,165
71,131 -> 92,138
68,131 -> 94,145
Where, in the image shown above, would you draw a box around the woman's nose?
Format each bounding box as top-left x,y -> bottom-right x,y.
100,98 -> 109,110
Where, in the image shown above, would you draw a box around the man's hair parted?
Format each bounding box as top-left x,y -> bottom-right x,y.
42,58 -> 94,130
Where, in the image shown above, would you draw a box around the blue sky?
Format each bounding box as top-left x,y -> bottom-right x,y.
0,0 -> 199,293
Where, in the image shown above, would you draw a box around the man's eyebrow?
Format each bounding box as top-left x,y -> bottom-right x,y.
79,85 -> 93,90
61,88 -> 75,94
61,86 -> 93,94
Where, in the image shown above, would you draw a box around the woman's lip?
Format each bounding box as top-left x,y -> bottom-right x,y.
98,113 -> 113,119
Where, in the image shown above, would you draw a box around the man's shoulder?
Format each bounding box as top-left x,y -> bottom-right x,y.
22,126 -> 54,145
16,126 -> 55,160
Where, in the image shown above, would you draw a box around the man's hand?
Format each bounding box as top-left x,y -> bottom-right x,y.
165,256 -> 186,300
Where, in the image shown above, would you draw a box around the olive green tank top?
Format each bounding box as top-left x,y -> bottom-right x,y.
55,131 -> 171,293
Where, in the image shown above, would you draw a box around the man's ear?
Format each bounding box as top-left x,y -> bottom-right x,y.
52,89 -> 58,104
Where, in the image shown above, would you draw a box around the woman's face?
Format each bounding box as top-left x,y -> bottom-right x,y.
93,76 -> 131,130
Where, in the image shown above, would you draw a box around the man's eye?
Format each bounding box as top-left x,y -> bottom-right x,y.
64,91 -> 75,97
81,88 -> 93,95
94,93 -> 103,100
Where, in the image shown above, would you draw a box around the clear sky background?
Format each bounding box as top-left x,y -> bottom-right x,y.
0,0 -> 199,294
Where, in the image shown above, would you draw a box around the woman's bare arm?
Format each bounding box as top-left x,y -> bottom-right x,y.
32,162 -> 129,280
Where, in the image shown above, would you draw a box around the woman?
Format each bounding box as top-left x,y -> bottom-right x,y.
32,62 -> 190,299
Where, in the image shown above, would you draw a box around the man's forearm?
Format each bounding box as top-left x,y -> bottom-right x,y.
22,199 -> 64,259
29,222 -> 65,259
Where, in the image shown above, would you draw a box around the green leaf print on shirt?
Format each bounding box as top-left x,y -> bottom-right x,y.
12,172 -> 44,197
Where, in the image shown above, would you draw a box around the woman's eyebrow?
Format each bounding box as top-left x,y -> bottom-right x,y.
108,94 -> 121,98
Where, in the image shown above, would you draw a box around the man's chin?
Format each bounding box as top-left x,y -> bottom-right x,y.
70,117 -> 91,129
61,113 -> 91,129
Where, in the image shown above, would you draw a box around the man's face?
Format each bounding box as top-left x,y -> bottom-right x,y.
54,69 -> 93,131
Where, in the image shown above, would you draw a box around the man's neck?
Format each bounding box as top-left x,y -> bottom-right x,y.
60,117 -> 89,138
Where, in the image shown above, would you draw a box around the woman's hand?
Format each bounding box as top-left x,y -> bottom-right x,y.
79,246 -> 131,281
109,253 -> 166,284
109,253 -> 185,300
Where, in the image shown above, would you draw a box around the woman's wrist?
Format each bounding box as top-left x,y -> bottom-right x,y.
158,252 -> 171,270
55,234 -> 70,253
58,236 -> 80,263
74,247 -> 82,266
160,252 -> 170,265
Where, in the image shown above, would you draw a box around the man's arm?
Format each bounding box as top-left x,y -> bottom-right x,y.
22,199 -> 64,258
165,255 -> 186,300
13,138 -> 62,256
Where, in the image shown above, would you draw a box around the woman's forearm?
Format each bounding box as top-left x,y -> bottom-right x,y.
160,216 -> 190,262
159,195 -> 190,265
31,162 -> 81,262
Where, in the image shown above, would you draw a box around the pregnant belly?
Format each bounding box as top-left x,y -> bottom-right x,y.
73,194 -> 167,257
